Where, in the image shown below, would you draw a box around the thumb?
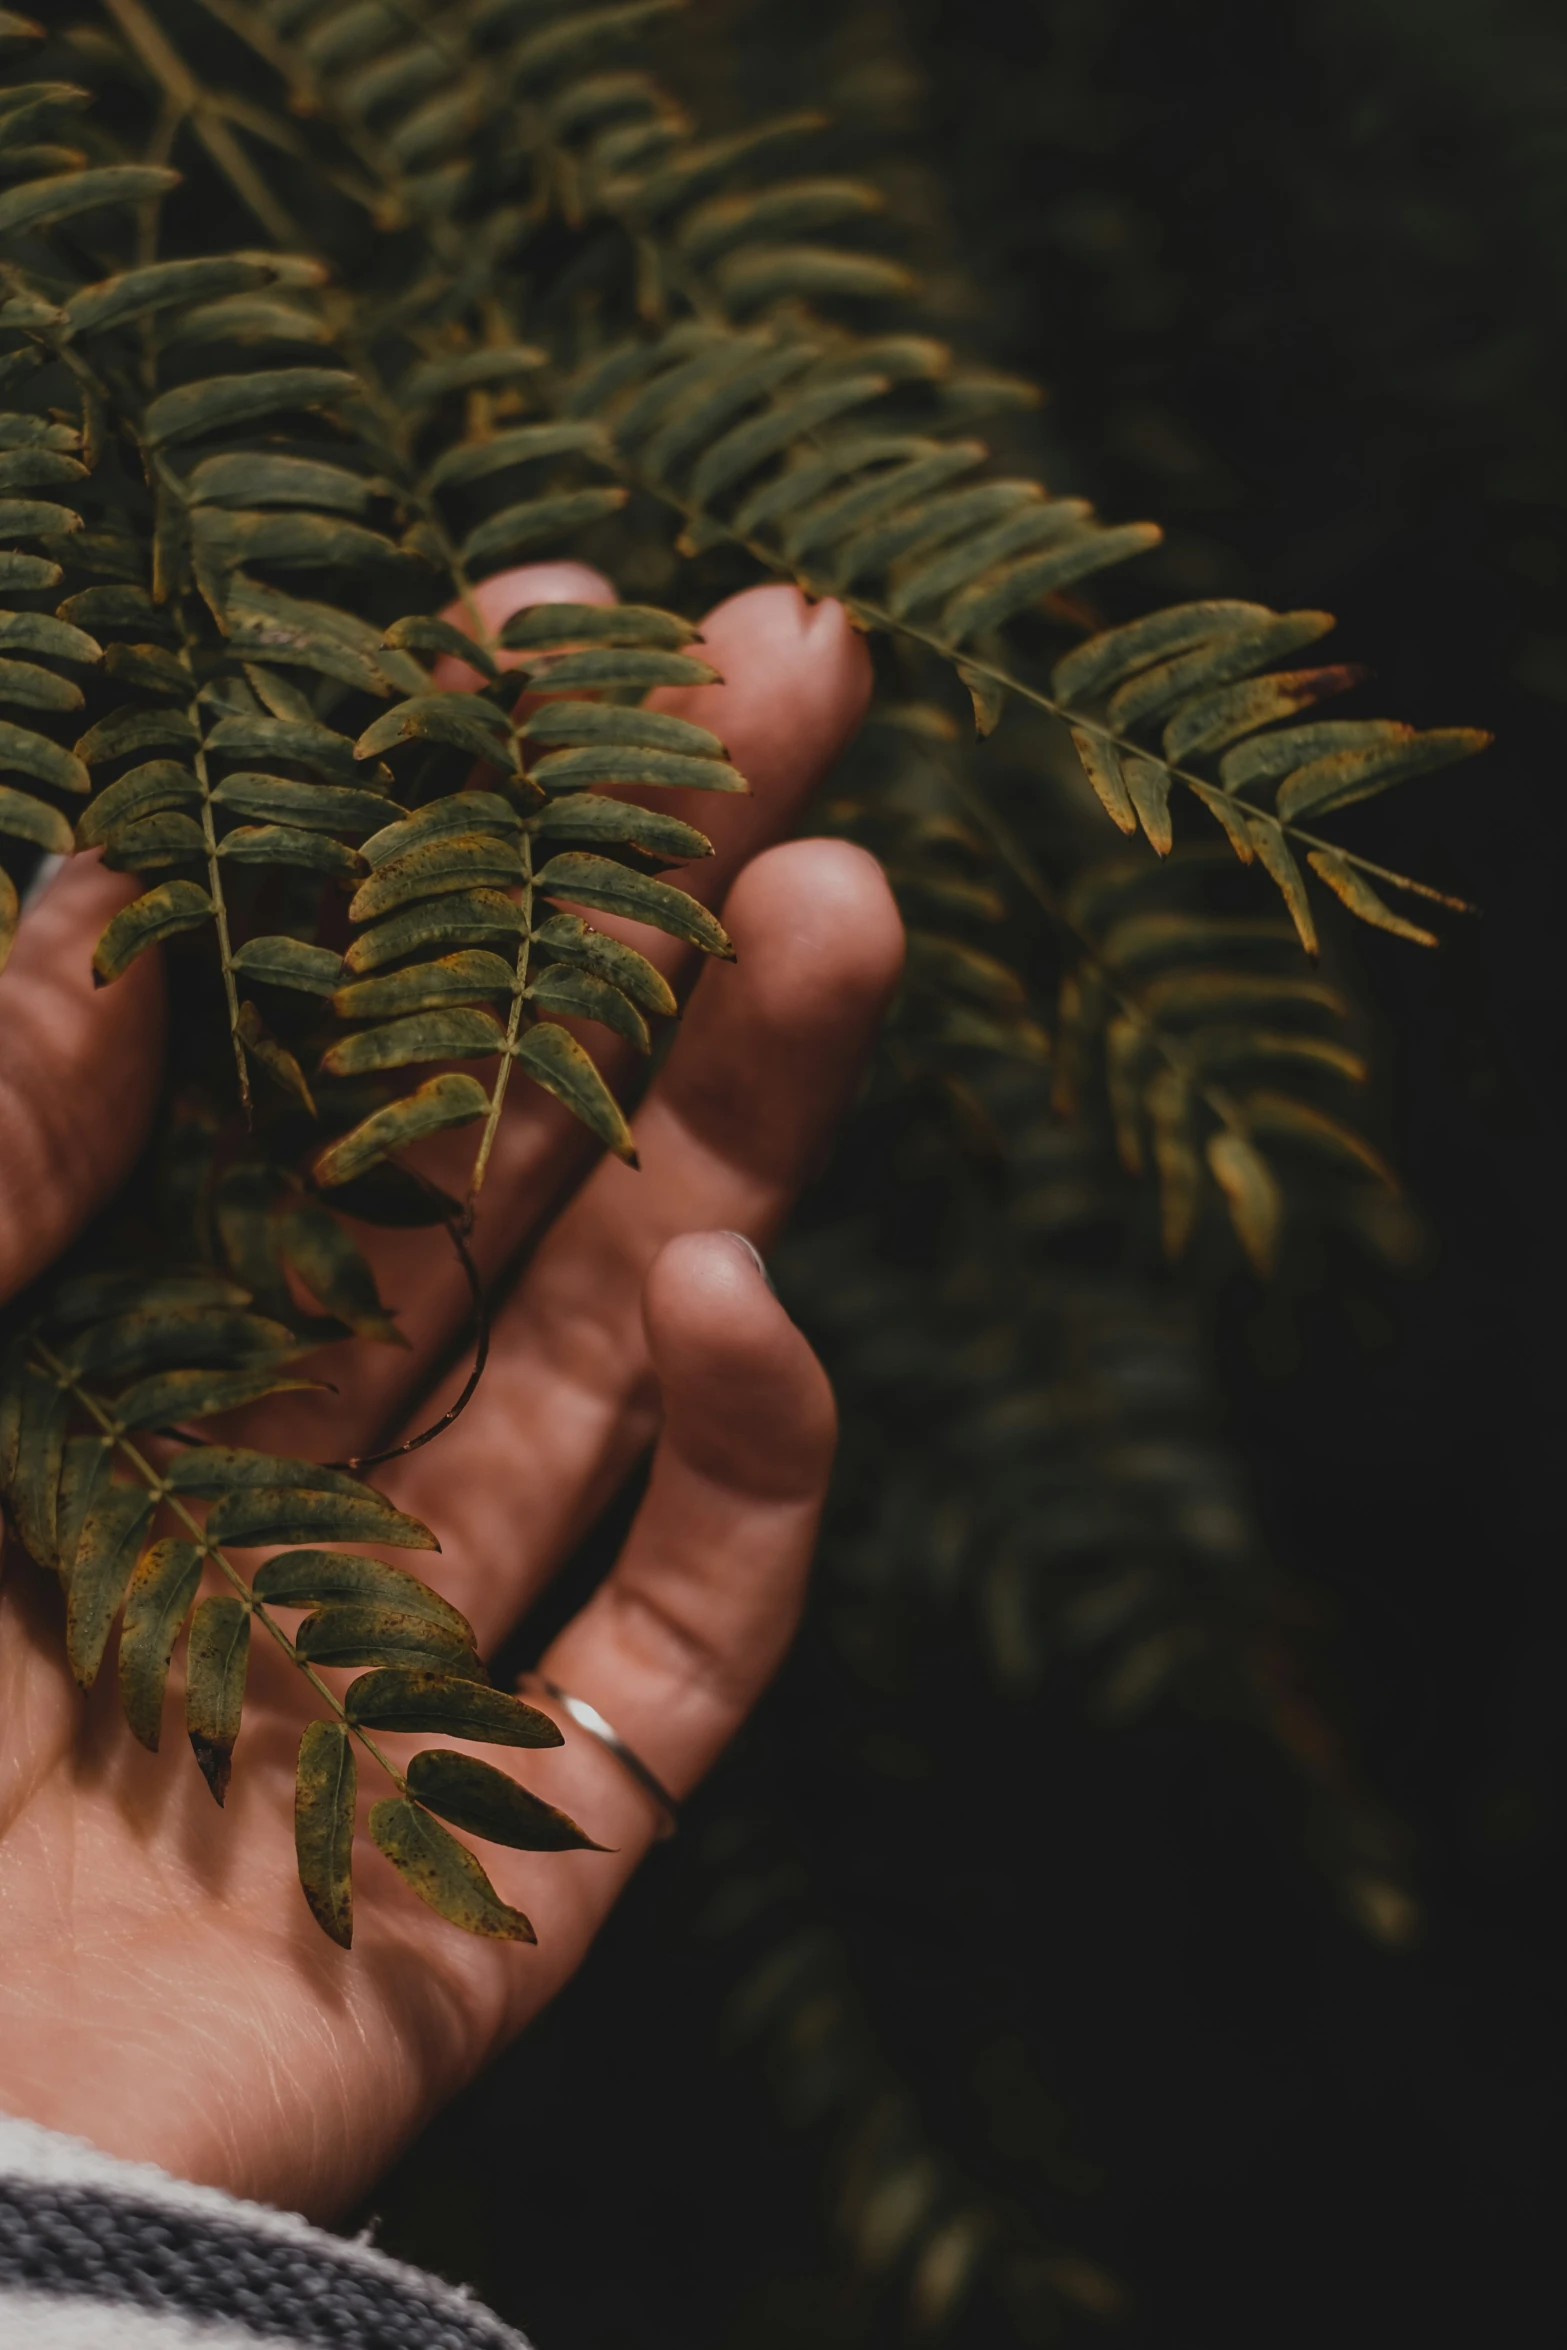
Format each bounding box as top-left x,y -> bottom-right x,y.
0,852 -> 165,1305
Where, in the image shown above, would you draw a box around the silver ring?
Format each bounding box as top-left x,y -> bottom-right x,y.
520,1674 -> 679,1840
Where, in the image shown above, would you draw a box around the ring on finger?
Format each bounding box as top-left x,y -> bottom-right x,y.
519,1672 -> 679,1841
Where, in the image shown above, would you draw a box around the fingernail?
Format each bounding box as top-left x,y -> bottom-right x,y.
19,852 -> 65,916
719,1230 -> 776,1295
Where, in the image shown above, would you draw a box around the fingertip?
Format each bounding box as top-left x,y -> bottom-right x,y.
647,586 -> 872,852
716,1229 -> 776,1294
678,581 -> 872,737
646,838 -> 902,1194
711,836 -> 906,1047
17,844 -> 140,936
643,1227 -> 775,1346
9,849 -> 160,1027
433,562 -> 618,689
695,579 -> 869,679
463,561 -> 618,630
0,850 -> 164,1301
643,1229 -> 836,1499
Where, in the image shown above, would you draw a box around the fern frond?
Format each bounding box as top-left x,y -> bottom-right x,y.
487,19 -> 1487,948
0,1289 -> 577,1941
0,389 -> 97,964
824,688 -> 1406,1270
695,1805 -> 1125,2339
311,595 -> 734,1198
1,179 -> 406,1097
142,3 -> 1482,965
1055,848 -> 1398,1272
783,1070 -> 1417,1941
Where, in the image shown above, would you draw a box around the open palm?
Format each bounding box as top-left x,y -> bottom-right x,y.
0,573 -> 901,2220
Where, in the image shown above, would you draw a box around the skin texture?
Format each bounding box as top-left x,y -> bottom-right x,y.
0,572 -> 902,2218
0,853 -> 164,1302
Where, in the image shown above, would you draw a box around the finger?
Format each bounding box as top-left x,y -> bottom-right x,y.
428,560 -> 618,692
222,561 -> 618,1454
470,1231 -> 835,2020
444,568 -> 874,912
238,580 -> 873,1462
431,571 -> 874,902
381,833 -> 902,1645
0,853 -> 164,1305
548,1229 -> 835,1786
638,579 -> 877,892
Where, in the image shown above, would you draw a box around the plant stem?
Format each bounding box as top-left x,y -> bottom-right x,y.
191,684 -> 251,1115
467,834 -> 534,1205
649,486 -> 1476,917
101,0 -> 306,246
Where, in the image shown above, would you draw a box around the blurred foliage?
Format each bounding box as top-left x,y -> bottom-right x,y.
368,3 -> 1562,2346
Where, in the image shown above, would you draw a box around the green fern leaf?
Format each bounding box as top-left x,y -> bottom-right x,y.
533,850 -> 734,953
404,1749 -> 602,1852
332,950 -> 518,1020
66,1484 -> 155,1689
460,486 -> 629,571
185,1594 -> 251,1805
346,1669 -> 562,1748
348,835 -> 522,923
321,1005 -> 507,1077
341,891 -> 526,974
0,785 -> 71,850
530,911 -> 678,1015
253,1551 -> 472,1640
295,1604 -> 483,1674
496,602 -> 701,652
0,716 -> 88,794
513,1019 -> 638,1160
312,1071 -> 492,1186
119,1540 -> 203,1752
204,1483 -> 437,1552
369,1797 -> 536,1941
0,162 -> 178,236
295,1720 -> 356,1949
143,367 -> 358,449
227,935 -> 346,993
531,791 -> 712,860
530,743 -> 745,793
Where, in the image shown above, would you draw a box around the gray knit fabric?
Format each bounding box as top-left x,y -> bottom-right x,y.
0,2118 -> 531,2349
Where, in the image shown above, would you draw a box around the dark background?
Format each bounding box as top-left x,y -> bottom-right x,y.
366,4 -> 1564,2342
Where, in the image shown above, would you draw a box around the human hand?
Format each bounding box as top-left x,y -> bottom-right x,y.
0,570 -> 902,2220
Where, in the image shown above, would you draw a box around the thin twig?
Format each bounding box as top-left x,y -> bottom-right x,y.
327,1215 -> 491,1472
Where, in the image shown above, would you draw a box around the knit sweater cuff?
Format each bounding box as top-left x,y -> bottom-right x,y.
0,2114 -> 532,2349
